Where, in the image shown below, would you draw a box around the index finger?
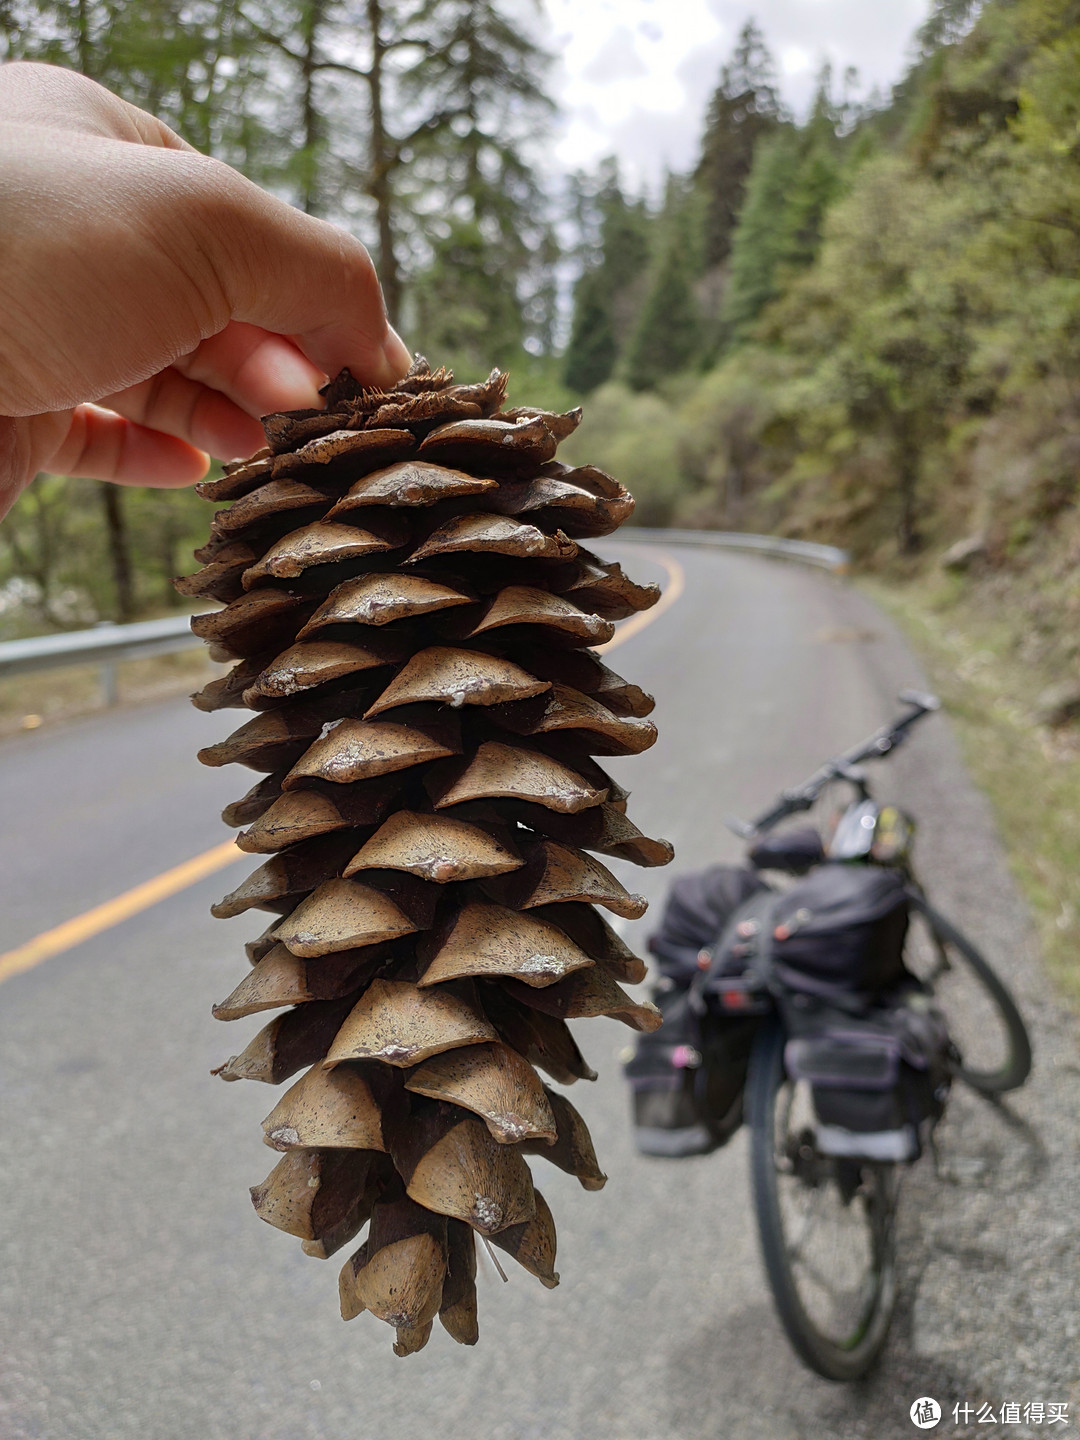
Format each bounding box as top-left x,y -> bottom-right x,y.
0,62 -> 193,150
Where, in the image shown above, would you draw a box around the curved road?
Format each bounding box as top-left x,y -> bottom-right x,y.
1,544 -> 1077,1440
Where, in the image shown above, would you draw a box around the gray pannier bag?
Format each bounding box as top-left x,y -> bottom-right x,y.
784,996 -> 955,1161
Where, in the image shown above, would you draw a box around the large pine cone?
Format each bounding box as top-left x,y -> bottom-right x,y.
183,357 -> 673,1355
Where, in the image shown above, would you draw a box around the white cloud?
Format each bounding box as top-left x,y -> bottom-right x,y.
581,26 -> 650,83
542,0 -> 933,190
779,45 -> 813,77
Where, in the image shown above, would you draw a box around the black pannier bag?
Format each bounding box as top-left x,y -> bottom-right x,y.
626,865 -> 770,1157
647,864 -> 770,986
626,856 -> 953,1165
765,863 -> 910,1006
784,995 -> 955,1162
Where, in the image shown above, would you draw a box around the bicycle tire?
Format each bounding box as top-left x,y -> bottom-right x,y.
747,1020 -> 899,1381
910,899 -> 1032,1096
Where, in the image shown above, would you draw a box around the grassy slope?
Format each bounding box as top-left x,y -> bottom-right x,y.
864,570 -> 1080,1011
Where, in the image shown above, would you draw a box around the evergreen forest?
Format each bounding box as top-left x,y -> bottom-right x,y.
3,0 -> 1080,716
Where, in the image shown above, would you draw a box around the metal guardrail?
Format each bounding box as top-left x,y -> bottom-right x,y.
623,527 -> 850,575
0,529 -> 847,706
0,615 -> 201,705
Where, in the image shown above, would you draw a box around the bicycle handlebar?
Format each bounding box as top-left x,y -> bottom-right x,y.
727,690 -> 941,838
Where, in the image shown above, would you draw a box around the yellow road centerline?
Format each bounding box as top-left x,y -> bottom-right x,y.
0,547 -> 686,987
596,550 -> 685,654
0,839 -> 244,986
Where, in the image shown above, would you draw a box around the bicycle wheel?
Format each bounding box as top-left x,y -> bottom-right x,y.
904,899 -> 1032,1095
747,1021 -> 899,1381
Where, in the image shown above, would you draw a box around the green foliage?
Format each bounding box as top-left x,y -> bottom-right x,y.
2,0 -> 558,629
866,567 -> 1080,1009
620,217 -> 702,392
1,0 -> 556,334
397,0 -> 557,358
723,82 -> 845,341
563,22 -> 786,393
722,126 -> 802,338
0,477 -> 208,636
581,0 -> 1073,567
0,0 -> 265,162
562,274 -> 618,397
694,18 -> 782,268
559,383 -> 685,526
562,160 -> 652,394
9,0 -> 1080,662
410,218 -> 527,366
558,0 -> 1080,616
499,352 -> 576,414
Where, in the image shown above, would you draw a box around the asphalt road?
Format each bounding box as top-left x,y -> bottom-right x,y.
1,543 -> 1077,1440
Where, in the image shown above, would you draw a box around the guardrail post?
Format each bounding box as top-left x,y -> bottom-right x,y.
94,622 -> 120,707
99,660 -> 119,707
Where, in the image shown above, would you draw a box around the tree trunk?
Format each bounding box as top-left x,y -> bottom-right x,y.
365,0 -> 401,326
896,427 -> 921,555
300,0 -> 325,216
72,7 -> 133,625
99,483 -> 136,621
76,0 -> 94,77
158,500 -> 184,607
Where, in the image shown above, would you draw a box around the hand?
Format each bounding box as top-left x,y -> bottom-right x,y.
0,62 -> 412,519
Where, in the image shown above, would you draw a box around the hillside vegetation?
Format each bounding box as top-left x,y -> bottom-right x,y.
562,0 -> 1080,703
556,0 -> 1080,1002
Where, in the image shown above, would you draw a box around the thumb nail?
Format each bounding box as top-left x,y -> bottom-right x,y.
380,327 -> 413,384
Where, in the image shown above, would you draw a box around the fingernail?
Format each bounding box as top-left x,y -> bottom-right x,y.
267,344 -> 325,409
380,327 -> 413,384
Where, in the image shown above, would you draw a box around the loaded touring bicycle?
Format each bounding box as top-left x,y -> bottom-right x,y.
625,691 -> 1032,1380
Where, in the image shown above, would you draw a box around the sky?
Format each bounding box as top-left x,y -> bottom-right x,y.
542,0 -> 935,191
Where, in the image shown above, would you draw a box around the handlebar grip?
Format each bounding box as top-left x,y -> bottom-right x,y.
747,791 -> 814,835
897,688 -> 941,713
742,692 -> 941,839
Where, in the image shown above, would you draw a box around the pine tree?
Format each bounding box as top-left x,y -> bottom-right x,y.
562,160 -> 652,394
916,0 -> 982,56
184,358 -> 672,1352
723,74 -> 843,341
230,0 -> 404,307
398,0 -> 556,363
695,18 -> 782,269
621,179 -> 702,392
562,272 -> 618,396
157,0 -> 556,335
1,0 -> 560,622
409,219 -> 527,367
1,0 -> 259,159
621,244 -> 701,392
